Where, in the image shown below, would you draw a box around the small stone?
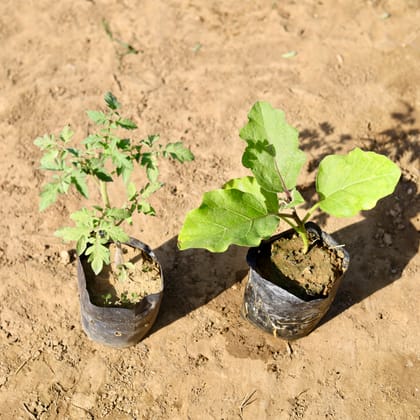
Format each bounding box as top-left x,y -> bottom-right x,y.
59,250 -> 70,265
383,233 -> 393,246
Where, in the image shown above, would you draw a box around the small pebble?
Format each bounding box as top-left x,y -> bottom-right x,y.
383,233 -> 393,246
59,250 -> 70,265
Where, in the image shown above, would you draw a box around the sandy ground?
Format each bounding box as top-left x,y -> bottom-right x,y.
0,0 -> 419,418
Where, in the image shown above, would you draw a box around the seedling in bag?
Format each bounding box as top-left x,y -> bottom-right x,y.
35,92 -> 194,276
178,101 -> 401,253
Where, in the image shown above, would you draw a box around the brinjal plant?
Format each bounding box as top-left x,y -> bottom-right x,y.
35,92 -> 194,275
178,101 -> 401,253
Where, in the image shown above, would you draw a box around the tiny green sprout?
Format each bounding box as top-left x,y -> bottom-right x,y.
178,101 -> 401,254
102,293 -> 112,305
35,92 -> 194,276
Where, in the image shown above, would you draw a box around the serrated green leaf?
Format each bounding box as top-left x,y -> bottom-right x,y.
83,134 -> 103,148
104,92 -> 120,110
127,182 -> 137,200
60,125 -> 74,143
76,236 -> 88,255
103,224 -> 130,243
112,150 -> 133,183
105,207 -> 132,221
317,148 -> 401,217
93,168 -> 113,182
223,176 -> 279,214
40,150 -> 64,171
34,134 -> 55,150
66,147 -> 80,157
116,118 -> 137,130
71,171 -> 89,198
240,101 -> 306,193
137,200 -> 156,216
70,208 -> 96,226
140,182 -> 163,199
55,226 -> 92,242
86,238 -> 110,275
142,135 -> 160,147
178,188 -> 280,252
86,110 -> 108,125
117,138 -> 131,149
141,153 -> 159,182
164,142 -> 195,163
39,182 -> 61,211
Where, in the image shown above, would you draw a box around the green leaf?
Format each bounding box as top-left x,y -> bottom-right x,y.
86,110 -> 108,125
71,171 -> 89,198
39,182 -> 61,211
240,101 -> 306,193
55,226 -> 91,242
76,235 -> 88,255
142,135 -> 160,147
141,153 -> 159,183
60,125 -> 74,143
40,150 -> 64,171
317,148 -> 401,217
105,208 -> 132,221
34,134 -> 55,150
137,200 -> 156,216
103,224 -> 130,243
281,189 -> 305,209
164,142 -> 195,163
85,237 -> 110,275
140,182 -> 163,199
116,118 -> 137,130
70,208 -> 96,226
93,168 -> 113,182
223,176 -> 279,214
178,188 -> 280,252
104,92 -> 120,110
127,182 -> 137,200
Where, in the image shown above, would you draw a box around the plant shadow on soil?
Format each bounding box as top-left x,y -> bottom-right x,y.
151,241 -> 248,333
300,104 -> 419,326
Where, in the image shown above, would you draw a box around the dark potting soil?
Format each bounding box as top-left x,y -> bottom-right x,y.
256,233 -> 345,301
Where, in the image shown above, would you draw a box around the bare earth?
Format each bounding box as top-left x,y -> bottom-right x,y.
0,1 -> 419,419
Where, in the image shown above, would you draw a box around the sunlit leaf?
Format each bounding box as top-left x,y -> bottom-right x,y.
178,188 -> 280,252
317,148 -> 401,217
240,101 -> 306,193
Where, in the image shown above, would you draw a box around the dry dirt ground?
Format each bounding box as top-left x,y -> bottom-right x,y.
0,0 -> 419,419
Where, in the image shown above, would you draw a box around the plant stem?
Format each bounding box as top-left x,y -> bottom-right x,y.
273,160 -> 309,253
302,202 -> 321,223
100,181 -> 111,208
114,241 -> 124,266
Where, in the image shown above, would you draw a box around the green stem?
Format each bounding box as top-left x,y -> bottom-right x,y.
302,202 -> 321,223
100,181 -> 111,208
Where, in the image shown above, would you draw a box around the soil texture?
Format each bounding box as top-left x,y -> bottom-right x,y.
85,244 -> 162,308
257,233 -> 345,300
0,1 -> 419,419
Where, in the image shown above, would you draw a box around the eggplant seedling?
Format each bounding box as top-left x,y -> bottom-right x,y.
178,101 -> 401,253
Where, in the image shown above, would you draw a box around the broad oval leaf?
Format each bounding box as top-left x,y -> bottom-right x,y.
223,176 -> 279,214
240,101 -> 306,193
317,148 -> 401,217
178,188 -> 280,252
